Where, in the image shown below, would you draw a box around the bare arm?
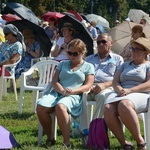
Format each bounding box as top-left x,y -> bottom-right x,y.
112,70 -> 124,95
51,69 -> 64,94
51,45 -> 61,57
92,81 -> 112,95
0,53 -> 20,66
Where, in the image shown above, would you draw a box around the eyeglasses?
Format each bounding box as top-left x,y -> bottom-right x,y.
97,40 -> 107,45
67,51 -> 80,57
129,47 -> 146,52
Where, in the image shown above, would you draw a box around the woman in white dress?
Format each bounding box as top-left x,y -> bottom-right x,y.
104,37 -> 150,150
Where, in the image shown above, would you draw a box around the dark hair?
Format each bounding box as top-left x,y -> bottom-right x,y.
132,25 -> 146,38
49,17 -> 57,26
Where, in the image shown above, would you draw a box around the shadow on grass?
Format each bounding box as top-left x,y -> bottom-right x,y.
0,111 -> 35,120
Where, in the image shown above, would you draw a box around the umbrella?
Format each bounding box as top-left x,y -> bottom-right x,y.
128,9 -> 150,25
58,15 -> 94,56
107,21 -> 150,54
0,27 -> 5,42
41,11 -> 65,21
2,2 -> 41,26
85,14 -> 110,29
2,13 -> 21,22
8,19 -> 52,57
0,125 -> 19,149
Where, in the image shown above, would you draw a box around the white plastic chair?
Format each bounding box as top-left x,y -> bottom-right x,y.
19,60 -> 59,114
37,89 -> 89,145
82,91 -> 150,149
0,56 -> 22,101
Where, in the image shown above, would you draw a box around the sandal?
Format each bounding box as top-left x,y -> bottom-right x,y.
62,142 -> 72,149
46,138 -> 56,147
123,143 -> 134,150
137,143 -> 146,150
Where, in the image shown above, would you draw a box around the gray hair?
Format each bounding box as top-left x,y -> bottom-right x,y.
3,24 -> 26,54
97,33 -> 112,41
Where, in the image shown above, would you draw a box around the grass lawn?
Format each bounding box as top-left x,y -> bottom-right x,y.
0,82 -> 144,150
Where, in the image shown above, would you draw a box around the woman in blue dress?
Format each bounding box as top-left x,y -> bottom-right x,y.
104,37 -> 150,150
0,24 -> 25,76
36,39 -> 95,147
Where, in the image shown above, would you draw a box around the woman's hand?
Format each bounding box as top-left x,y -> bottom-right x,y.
118,88 -> 132,96
62,88 -> 74,96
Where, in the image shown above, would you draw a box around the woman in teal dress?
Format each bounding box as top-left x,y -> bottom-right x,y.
36,39 -> 95,147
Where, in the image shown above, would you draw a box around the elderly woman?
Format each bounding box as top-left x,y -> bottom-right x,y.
36,39 -> 95,148
104,37 -> 150,150
15,29 -> 41,79
119,25 -> 146,62
0,24 -> 25,76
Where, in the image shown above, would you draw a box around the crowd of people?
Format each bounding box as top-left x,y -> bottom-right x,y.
0,11 -> 150,150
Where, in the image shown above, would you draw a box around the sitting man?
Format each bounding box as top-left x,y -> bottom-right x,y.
86,33 -> 124,119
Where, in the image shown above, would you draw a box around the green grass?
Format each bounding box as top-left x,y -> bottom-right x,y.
0,83 -> 144,150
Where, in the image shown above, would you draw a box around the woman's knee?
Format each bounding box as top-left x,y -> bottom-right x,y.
55,103 -> 67,114
104,104 -> 117,116
118,100 -> 134,113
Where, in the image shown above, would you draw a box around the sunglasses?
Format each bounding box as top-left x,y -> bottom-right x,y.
129,47 -> 146,52
97,40 -> 107,45
67,51 -> 80,57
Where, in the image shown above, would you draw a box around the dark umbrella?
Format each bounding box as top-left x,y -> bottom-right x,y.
2,2 -> 41,26
8,19 -> 52,57
58,15 -> 94,56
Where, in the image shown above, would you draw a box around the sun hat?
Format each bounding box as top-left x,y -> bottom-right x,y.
61,22 -> 75,32
131,37 -> 150,53
22,29 -> 35,39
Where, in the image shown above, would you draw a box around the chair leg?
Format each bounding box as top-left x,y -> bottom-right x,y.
38,122 -> 43,145
12,78 -> 18,101
0,78 -> 3,101
19,89 -> 25,114
3,79 -> 7,96
32,90 -> 39,113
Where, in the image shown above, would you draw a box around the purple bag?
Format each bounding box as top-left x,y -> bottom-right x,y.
86,118 -> 110,150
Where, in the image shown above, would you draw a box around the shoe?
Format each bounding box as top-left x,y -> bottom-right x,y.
123,143 -> 134,150
62,142 -> 71,149
137,143 -> 146,150
46,138 -> 56,147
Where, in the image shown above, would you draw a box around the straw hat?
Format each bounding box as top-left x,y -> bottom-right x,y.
131,37 -> 150,53
61,22 -> 75,32
23,29 -> 34,39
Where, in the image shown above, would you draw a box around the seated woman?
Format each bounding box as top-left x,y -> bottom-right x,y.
51,22 -> 75,61
15,29 -> 41,79
104,37 -> 150,150
0,24 -> 25,76
36,39 -> 95,147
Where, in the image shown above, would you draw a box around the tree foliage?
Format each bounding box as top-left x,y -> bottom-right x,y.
2,0 -> 150,27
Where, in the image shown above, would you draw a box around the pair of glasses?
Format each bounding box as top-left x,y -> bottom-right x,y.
97,40 -> 107,45
129,47 -> 145,52
67,51 -> 80,57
